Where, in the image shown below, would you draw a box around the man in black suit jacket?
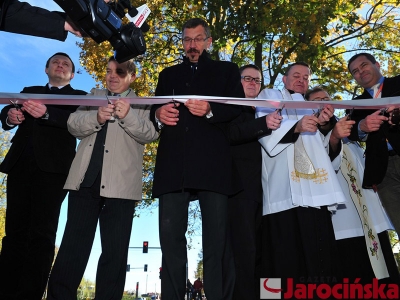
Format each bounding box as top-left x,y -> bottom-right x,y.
348,52 -> 400,236
0,52 -> 86,300
150,18 -> 244,300
0,0 -> 82,39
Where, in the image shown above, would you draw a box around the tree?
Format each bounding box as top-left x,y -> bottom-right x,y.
194,249 -> 203,280
389,230 -> 400,272
77,0 -> 400,221
77,278 -> 96,300
80,1 -> 400,96
0,129 -> 12,251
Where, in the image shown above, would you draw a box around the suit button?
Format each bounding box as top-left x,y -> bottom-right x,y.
186,127 -> 189,132
186,83 -> 190,87
105,150 -> 109,153
121,121 -> 124,124
101,185 -> 105,189
95,126 -> 99,129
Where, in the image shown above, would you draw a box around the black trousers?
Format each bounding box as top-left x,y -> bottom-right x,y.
47,183 -> 136,300
159,191 -> 234,300
228,194 -> 261,300
0,159 -> 66,300
261,206 -> 340,282
337,231 -> 400,284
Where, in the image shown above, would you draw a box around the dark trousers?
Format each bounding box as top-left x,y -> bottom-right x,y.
261,206 -> 340,281
159,191 -> 234,300
378,155 -> 400,235
337,231 -> 400,284
47,184 -> 136,300
228,194 -> 261,300
0,160 -> 66,300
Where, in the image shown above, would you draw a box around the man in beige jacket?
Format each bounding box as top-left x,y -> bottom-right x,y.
47,57 -> 158,300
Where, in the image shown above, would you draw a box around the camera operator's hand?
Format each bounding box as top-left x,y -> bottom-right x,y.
64,16 -> 84,37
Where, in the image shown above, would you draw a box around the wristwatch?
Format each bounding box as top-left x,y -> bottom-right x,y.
41,109 -> 49,120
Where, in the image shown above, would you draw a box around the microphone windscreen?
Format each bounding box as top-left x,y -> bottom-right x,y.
141,23 -> 150,32
128,7 -> 139,17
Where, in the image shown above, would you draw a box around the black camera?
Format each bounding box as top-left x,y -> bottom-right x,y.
391,108 -> 400,126
54,0 -> 148,63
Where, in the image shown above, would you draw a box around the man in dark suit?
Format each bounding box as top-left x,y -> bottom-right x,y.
150,18 -> 244,300
0,52 -> 86,300
347,52 -> 400,235
0,0 -> 82,39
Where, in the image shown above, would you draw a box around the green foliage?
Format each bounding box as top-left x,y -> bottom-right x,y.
195,249 -> 204,279
77,278 -> 96,299
76,0 -> 400,230
79,0 -> 400,96
388,230 -> 400,272
0,129 -> 12,251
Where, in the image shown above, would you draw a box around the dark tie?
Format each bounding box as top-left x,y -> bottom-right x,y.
191,63 -> 198,74
50,86 -> 59,91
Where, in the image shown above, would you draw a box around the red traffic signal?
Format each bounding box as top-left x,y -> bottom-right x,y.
143,241 -> 149,253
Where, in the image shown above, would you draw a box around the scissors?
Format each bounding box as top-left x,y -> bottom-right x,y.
275,104 -> 285,116
105,93 -> 116,121
9,99 -> 22,122
346,107 -> 354,120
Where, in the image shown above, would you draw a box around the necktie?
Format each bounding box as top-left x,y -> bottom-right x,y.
50,86 -> 59,91
191,63 -> 198,74
371,83 -> 381,98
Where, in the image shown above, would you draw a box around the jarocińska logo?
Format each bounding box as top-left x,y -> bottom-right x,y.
260,278 -> 399,299
261,278 -> 282,299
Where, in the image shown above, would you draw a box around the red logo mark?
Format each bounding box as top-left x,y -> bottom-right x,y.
264,278 -> 283,293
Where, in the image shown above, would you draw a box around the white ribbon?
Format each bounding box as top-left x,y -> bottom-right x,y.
2,92 -> 400,110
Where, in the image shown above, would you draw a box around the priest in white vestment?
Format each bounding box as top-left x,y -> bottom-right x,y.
255,62 -> 346,284
306,87 -> 400,284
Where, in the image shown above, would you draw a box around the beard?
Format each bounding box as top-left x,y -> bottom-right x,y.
187,48 -> 200,61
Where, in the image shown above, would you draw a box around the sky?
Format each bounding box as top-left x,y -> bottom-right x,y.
0,0 -> 202,294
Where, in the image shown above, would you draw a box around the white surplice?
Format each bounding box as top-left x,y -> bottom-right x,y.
256,88 -> 346,215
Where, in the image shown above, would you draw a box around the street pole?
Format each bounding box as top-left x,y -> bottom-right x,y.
146,273 -> 148,293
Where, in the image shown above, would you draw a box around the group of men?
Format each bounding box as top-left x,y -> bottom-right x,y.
1,6 -> 400,300
0,50 -> 158,300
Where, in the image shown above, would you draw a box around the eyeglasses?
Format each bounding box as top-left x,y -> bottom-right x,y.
310,97 -> 331,101
241,76 -> 262,84
182,37 -> 210,44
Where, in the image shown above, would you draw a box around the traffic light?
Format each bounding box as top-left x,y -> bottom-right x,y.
159,267 -> 162,279
126,264 -> 130,272
144,264 -> 148,272
143,241 -> 148,253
